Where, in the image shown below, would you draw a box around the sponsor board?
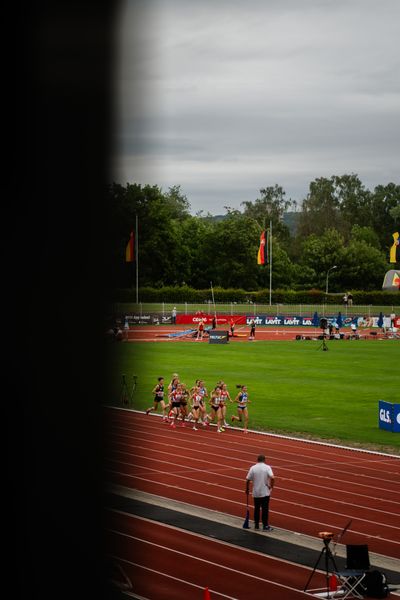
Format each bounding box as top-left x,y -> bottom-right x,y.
379,400 -> 400,433
394,404 -> 400,433
122,313 -> 399,329
177,314 -> 364,327
364,316 -> 392,329
176,315 -> 246,325
209,330 -> 229,344
245,315 -> 337,327
122,314 -> 165,325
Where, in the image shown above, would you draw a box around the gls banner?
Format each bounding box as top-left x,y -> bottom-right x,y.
395,404 -> 400,433
379,400 -> 393,431
378,400 -> 400,432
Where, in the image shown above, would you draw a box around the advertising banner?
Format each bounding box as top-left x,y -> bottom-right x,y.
208,330 -> 229,344
124,312 -> 398,329
393,404 -> 400,433
123,314 -> 167,325
176,314 -> 246,325
244,316 -> 314,326
378,400 -> 398,432
244,315 -> 347,327
365,316 -> 393,329
176,314 -> 364,327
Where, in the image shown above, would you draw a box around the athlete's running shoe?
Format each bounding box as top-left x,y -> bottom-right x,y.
145,409 -> 150,415
193,426 -> 198,431
231,416 -> 235,422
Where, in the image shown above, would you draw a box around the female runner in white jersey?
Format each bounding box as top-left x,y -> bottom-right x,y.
231,385 -> 251,433
220,382 -> 233,428
207,386 -> 224,432
189,385 -> 202,430
169,382 -> 186,428
166,374 -> 179,421
198,379 -> 209,426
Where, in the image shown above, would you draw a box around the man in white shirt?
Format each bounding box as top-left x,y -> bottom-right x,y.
246,454 -> 275,531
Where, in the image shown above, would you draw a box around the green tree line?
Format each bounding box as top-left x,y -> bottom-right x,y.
105,174 -> 399,292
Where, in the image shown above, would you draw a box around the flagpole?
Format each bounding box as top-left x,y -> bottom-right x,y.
135,214 -> 139,304
210,281 -> 217,323
269,220 -> 272,306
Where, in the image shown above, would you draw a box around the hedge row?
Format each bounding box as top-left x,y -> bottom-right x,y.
110,286 -> 400,306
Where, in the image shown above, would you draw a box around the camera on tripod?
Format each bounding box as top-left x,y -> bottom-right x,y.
317,318 -> 329,351
319,531 -> 334,541
320,318 -> 328,330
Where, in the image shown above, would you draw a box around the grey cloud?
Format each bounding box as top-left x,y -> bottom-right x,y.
112,0 -> 400,214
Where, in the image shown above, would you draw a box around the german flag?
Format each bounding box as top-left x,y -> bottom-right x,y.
125,231 -> 135,262
257,231 -> 267,264
390,232 -> 399,263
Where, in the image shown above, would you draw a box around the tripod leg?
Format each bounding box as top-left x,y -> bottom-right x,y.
129,383 -> 136,406
322,546 -> 339,598
327,548 -> 338,573
304,547 -> 326,591
121,382 -> 129,406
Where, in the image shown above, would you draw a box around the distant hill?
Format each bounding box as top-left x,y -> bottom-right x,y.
203,211 -> 300,235
283,212 -> 300,236
206,214 -> 227,223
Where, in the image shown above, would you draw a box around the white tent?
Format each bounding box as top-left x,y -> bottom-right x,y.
382,269 -> 400,291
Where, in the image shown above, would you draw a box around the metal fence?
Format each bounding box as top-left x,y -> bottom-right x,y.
111,301 -> 397,318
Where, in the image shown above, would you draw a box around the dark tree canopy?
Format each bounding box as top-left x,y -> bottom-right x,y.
105,175 -> 400,292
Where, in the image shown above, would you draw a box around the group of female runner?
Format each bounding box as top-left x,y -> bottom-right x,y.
145,374 -> 251,433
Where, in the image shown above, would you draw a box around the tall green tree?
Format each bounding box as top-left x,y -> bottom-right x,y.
332,174 -> 372,236
369,183 -> 400,251
241,185 -> 293,243
105,182 -> 192,288
195,211 -> 262,289
350,224 -> 380,249
297,174 -> 373,240
299,229 -> 345,291
297,177 -> 341,238
340,241 -> 388,291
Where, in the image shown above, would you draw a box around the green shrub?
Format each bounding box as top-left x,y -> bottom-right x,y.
108,286 -> 399,305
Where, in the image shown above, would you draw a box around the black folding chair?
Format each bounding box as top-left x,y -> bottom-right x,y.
334,544 -> 370,599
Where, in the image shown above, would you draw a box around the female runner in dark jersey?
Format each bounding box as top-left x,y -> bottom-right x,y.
145,376 -> 168,421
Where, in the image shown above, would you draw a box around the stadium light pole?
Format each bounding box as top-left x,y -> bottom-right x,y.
326,265 -> 337,295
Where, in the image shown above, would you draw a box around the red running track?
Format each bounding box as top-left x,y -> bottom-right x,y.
105,510 -> 328,599
124,325 -> 383,342
104,408 -> 400,559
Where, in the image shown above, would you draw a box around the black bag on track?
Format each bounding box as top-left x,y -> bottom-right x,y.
363,570 -> 389,598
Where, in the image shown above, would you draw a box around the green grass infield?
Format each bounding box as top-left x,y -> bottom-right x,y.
106,340 -> 400,454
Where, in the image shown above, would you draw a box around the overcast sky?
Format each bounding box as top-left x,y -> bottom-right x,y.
111,0 -> 400,215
